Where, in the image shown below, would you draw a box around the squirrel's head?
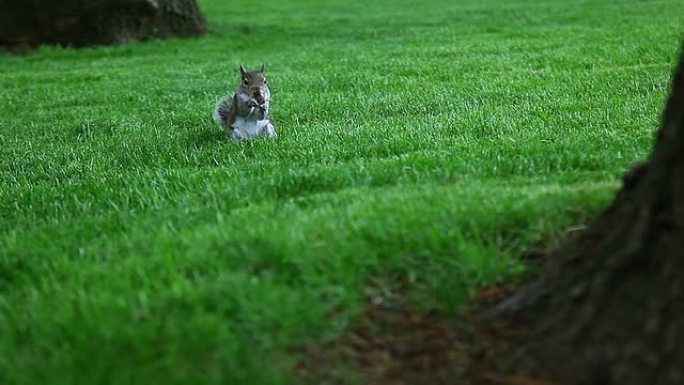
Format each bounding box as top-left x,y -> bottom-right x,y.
239,64 -> 267,95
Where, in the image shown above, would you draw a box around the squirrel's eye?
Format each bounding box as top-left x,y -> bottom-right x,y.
242,79 -> 249,86
264,79 -> 267,84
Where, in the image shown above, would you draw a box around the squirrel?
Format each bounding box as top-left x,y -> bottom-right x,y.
213,64 -> 277,140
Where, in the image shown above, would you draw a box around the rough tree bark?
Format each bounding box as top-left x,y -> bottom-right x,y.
480,45 -> 684,384
0,0 -> 207,51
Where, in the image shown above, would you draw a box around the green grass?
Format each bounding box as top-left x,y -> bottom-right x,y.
0,0 -> 681,383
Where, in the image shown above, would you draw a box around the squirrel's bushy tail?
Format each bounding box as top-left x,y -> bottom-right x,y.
213,96 -> 233,130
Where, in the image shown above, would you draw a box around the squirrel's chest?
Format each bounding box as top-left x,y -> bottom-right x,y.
233,116 -> 271,138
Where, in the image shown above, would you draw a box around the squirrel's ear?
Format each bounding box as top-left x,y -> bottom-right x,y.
239,65 -> 247,76
259,63 -> 265,73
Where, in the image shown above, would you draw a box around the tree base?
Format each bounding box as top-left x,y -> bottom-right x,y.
0,0 -> 207,51
476,50 -> 684,385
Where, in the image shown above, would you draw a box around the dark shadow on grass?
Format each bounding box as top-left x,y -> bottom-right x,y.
293,276 -> 476,385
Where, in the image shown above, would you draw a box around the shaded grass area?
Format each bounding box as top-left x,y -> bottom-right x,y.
0,0 -> 682,383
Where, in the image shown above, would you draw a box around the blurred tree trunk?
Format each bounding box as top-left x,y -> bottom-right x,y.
480,46 -> 684,384
0,0 -> 207,51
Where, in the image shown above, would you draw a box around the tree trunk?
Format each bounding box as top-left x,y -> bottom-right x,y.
0,0 -> 207,51
480,46 -> 684,385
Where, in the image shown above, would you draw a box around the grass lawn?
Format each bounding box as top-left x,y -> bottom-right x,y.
0,0 -> 682,383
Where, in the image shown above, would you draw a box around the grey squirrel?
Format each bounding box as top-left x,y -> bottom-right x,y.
213,64 -> 277,140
